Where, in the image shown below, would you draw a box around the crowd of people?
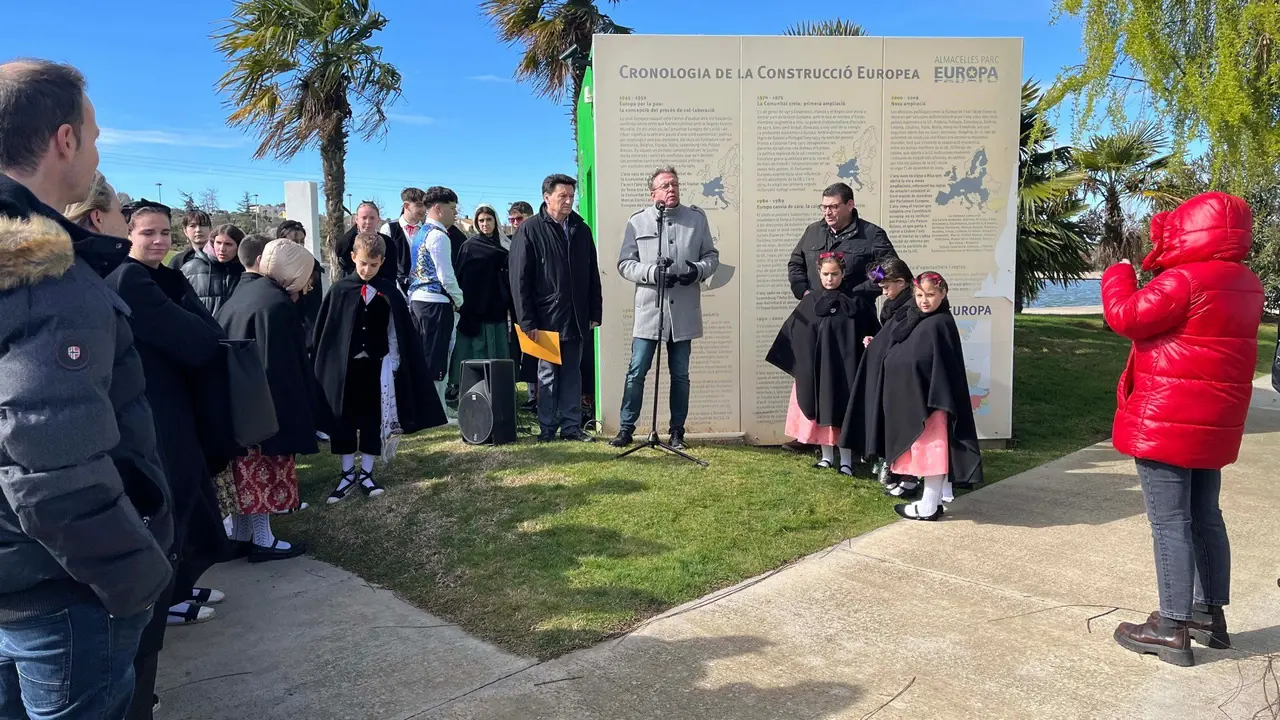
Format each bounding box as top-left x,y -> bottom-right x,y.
0,52 -> 1269,720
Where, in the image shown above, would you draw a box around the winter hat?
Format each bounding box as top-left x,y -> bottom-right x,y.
260,239 -> 314,293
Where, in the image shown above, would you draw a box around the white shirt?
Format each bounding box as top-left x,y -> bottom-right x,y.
408,218 -> 463,308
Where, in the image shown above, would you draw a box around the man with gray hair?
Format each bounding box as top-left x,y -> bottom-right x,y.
610,166 -> 719,449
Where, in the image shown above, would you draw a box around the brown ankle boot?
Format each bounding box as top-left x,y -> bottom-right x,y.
1148,606 -> 1230,649
1115,615 -> 1194,666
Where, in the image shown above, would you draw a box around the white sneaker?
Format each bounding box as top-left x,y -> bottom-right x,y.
167,603 -> 216,626
316,431 -> 330,441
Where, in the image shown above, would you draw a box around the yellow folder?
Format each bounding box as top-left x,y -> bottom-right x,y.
514,325 -> 562,365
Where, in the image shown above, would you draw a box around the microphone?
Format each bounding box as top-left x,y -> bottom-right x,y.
655,200 -> 666,216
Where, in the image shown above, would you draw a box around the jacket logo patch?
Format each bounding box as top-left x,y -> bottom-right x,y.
57,337 -> 89,370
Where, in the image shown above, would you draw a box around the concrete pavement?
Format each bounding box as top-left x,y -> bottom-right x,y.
159,378 -> 1280,719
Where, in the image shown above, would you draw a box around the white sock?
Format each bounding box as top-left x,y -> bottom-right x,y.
915,475 -> 945,516
839,448 -> 852,467
942,478 -> 955,503
223,515 -> 234,538
821,445 -> 835,462
341,454 -> 355,472
360,454 -> 375,475
250,513 -> 290,550
231,514 -> 253,542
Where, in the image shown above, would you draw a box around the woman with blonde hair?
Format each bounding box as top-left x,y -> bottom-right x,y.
215,238 -> 326,563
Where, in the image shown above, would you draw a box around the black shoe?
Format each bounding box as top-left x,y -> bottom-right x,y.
609,430 -> 634,447
885,480 -> 921,498
893,502 -> 943,521
781,440 -> 816,454
536,431 -> 557,443
668,428 -> 686,450
561,430 -> 595,443
248,539 -> 307,563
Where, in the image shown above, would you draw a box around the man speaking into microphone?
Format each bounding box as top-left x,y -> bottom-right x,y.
610,166 -> 720,449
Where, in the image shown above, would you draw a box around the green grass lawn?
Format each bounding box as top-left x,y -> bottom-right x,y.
278,315 -> 1277,659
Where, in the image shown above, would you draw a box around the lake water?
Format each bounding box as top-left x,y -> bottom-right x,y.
1027,278 -> 1102,308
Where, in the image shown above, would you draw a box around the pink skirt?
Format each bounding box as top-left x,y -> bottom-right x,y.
891,410 -> 950,477
784,384 -> 839,447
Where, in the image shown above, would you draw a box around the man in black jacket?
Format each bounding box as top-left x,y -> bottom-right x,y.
509,174 -> 602,442
378,189 -> 423,289
0,59 -> 173,718
788,182 -> 897,299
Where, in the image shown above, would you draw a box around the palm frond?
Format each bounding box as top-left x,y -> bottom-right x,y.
783,19 -> 868,36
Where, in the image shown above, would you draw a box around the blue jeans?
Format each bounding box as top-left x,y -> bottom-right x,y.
619,338 -> 692,433
0,599 -> 149,720
537,338 -> 584,436
1136,459 -> 1232,621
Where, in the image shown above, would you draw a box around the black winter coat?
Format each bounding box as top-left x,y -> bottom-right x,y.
508,206 -> 602,341
457,232 -> 512,335
180,251 -> 244,315
0,175 -> 173,620
788,213 -> 896,299
167,246 -> 200,271
336,226 -> 401,284
216,274 -> 324,457
766,290 -> 879,428
313,275 -> 447,435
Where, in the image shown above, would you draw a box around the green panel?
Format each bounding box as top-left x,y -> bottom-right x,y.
575,65 -> 602,407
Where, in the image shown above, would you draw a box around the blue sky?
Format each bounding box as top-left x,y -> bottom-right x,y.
0,0 -> 1085,218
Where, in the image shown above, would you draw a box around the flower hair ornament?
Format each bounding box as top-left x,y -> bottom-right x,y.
913,271 -> 949,292
866,265 -> 887,283
818,251 -> 845,261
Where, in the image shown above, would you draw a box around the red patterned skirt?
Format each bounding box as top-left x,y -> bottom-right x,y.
232,448 -> 300,514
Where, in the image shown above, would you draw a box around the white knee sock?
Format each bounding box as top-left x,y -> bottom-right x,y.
915,475 -> 945,516
942,478 -> 955,503
839,448 -> 852,467
250,513 -> 290,550
360,454 -> 375,475
230,514 -> 253,542
821,445 -> 835,463
341,454 -> 355,472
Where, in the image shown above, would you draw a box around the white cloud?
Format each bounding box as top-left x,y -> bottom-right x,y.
99,128 -> 243,149
387,113 -> 436,126
467,74 -> 512,83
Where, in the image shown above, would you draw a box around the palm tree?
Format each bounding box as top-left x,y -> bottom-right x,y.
482,0 -> 632,117
213,0 -> 402,263
783,19 -> 868,36
1076,121 -> 1178,265
1016,80 -> 1090,311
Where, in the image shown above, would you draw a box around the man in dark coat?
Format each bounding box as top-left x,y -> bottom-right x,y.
0,59 -> 172,718
782,182 -> 896,454
788,182 -> 897,300
336,201 -> 399,283
508,174 -> 602,442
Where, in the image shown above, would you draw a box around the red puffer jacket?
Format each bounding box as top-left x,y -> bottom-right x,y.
1101,192 -> 1264,470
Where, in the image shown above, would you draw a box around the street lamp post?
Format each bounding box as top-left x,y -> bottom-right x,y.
155,183 -> 162,204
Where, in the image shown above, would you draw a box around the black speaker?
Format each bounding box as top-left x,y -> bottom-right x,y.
458,359 -> 517,445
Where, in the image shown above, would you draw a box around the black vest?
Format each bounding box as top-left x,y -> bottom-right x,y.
348,291 -> 391,360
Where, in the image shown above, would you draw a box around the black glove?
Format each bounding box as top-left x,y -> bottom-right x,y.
663,272 -> 678,289
676,261 -> 699,286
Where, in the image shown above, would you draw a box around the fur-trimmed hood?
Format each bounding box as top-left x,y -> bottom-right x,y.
0,213 -> 75,291
0,174 -> 130,286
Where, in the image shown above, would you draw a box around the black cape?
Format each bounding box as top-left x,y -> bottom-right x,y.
840,297 -> 983,488
215,273 -> 325,456
766,289 -> 879,428
456,232 -> 512,335
312,274 -> 447,435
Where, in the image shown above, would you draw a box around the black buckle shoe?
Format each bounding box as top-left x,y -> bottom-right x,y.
609,430 -> 634,447
668,428 -> 686,450
248,539 -> 308,564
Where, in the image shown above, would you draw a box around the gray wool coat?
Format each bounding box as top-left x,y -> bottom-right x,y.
618,204 -> 720,342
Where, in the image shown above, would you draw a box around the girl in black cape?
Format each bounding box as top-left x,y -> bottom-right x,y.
766,252 -> 880,476
313,232 -> 446,503
860,259 -> 920,493
840,271 -> 983,520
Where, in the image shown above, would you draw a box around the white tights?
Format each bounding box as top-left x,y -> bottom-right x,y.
912,475 -> 951,516
820,445 -> 853,467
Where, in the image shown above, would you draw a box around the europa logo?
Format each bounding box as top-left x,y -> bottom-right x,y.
934,65 -> 1000,83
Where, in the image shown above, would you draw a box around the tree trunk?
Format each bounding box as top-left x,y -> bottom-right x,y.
319,122 -> 348,275
1104,188 -> 1124,262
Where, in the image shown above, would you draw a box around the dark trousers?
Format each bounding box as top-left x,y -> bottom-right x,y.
1136,459 -> 1232,620
537,338 -> 584,436
410,300 -> 454,381
331,357 -> 382,456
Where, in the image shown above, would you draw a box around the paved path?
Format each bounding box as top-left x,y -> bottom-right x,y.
159,378 -> 1280,719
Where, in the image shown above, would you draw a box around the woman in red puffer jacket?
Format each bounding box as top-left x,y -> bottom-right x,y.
1103,192 -> 1264,668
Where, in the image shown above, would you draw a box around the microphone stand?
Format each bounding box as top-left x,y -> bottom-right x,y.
617,202 -> 708,467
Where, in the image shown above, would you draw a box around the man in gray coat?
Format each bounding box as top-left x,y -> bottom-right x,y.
0,60 -> 173,719
610,166 -> 720,449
